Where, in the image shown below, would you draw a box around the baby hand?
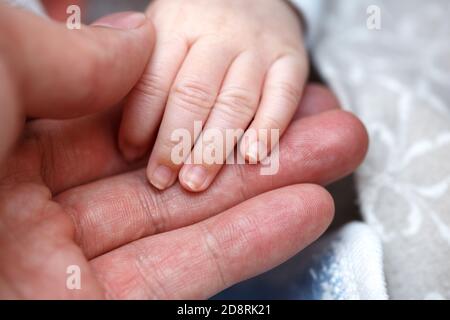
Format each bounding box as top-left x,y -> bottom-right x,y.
119,0 -> 308,192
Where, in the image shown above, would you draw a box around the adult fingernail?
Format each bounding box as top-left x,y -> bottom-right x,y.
150,165 -> 175,190
92,12 -> 147,30
181,166 -> 208,192
246,141 -> 267,163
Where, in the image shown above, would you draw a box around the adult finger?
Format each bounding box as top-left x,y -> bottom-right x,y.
57,109 -> 369,258
0,6 -> 155,119
17,107 -> 144,194
91,184 -> 334,299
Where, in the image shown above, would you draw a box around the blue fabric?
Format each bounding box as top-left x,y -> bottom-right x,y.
214,222 -> 388,300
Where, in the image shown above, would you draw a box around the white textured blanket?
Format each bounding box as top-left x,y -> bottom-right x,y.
314,0 -> 450,299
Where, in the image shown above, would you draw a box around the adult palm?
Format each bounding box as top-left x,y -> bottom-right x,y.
0,6 -> 368,299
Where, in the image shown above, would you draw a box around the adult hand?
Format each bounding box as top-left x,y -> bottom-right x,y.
0,5 -> 368,299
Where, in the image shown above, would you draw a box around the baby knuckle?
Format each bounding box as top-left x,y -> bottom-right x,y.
171,80 -> 215,113
271,81 -> 302,106
135,72 -> 168,100
262,113 -> 284,129
215,88 -> 257,119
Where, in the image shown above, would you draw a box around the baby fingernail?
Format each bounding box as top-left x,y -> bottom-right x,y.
246,141 -> 267,163
181,166 -> 208,192
150,165 -> 175,190
92,12 -> 147,30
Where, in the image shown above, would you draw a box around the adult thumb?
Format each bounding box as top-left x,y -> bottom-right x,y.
0,5 -> 155,119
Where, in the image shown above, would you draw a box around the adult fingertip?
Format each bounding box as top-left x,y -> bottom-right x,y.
302,184 -> 335,227
336,110 -> 369,168
281,184 -> 335,242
